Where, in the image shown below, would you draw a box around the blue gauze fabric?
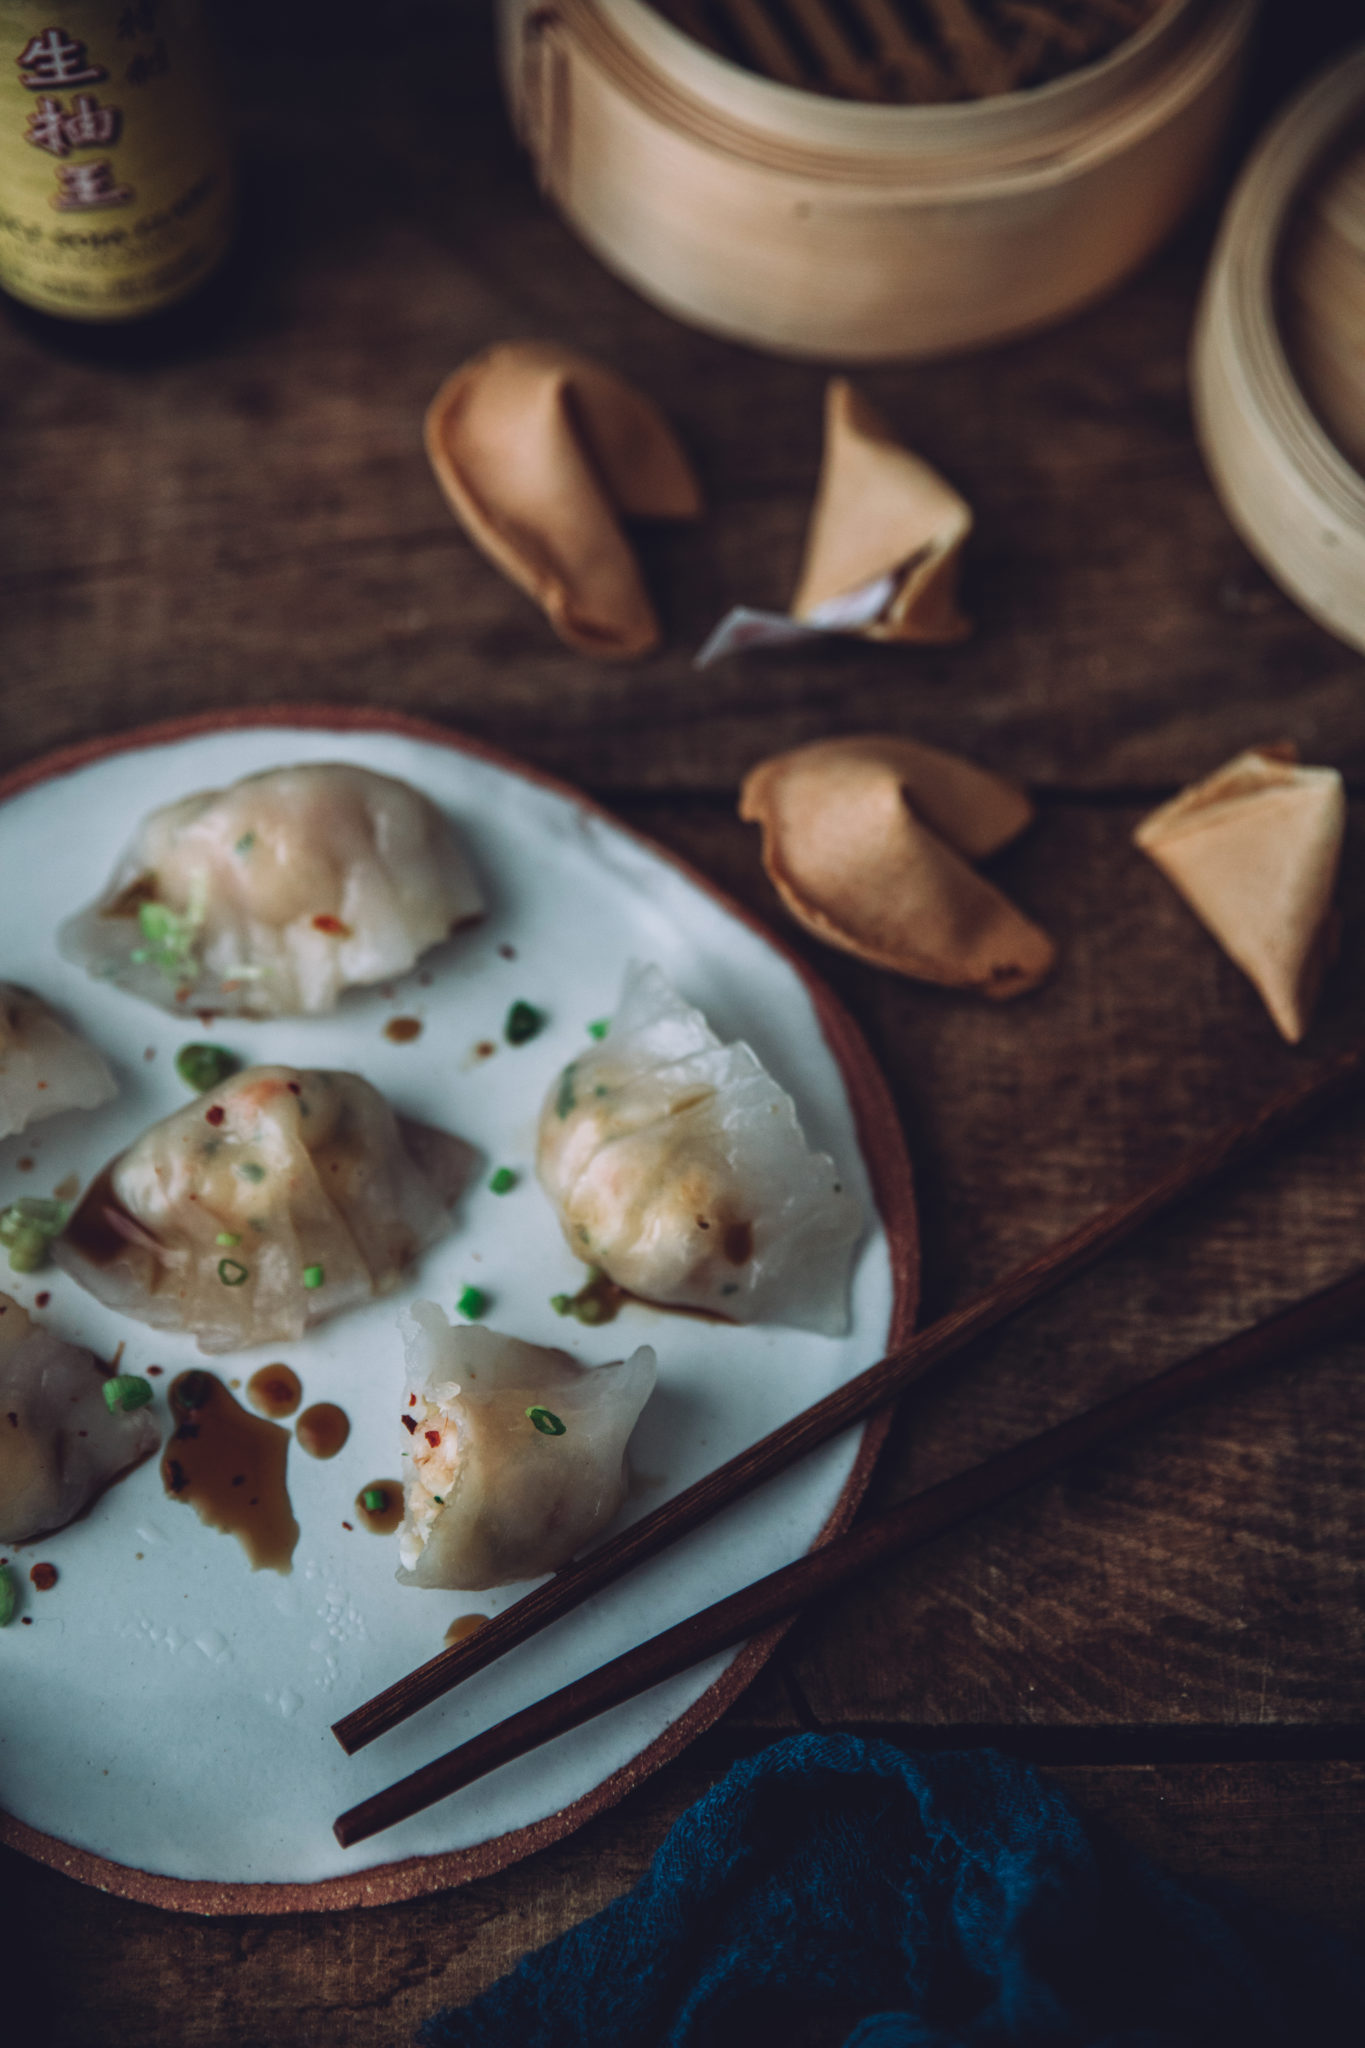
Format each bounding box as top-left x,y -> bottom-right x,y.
418,1735 -> 1365,2048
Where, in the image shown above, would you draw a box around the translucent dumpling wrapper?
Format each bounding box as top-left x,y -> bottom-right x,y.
1134,744 -> 1345,1044
53,1067 -> 473,1354
59,762 -> 484,1018
0,982 -> 116,1139
0,1292 -> 158,1543
537,964 -> 862,1334
740,736 -> 1056,1000
397,1303 -> 657,1590
425,342 -> 704,659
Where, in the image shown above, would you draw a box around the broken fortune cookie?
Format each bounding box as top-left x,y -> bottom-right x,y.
424,342 -> 703,659
791,379 -> 972,644
1134,744 -> 1345,1043
740,735 -> 1055,999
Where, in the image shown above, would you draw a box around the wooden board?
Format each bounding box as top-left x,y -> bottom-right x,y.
1,0 -> 1362,2034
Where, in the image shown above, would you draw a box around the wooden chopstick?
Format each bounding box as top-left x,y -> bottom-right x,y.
334,1258 -> 1365,1846
333,1043 -> 1365,1757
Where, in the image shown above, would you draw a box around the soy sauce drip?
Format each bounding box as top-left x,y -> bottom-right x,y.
162,1371 -> 298,1574
354,1479 -> 403,1534
296,1403 -> 350,1460
246,1364 -> 301,1418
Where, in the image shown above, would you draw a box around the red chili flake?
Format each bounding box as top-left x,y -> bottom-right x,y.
424,1429 -> 441,1447
498,944 -> 517,960
21,1616 -> 31,1625
312,914 -> 352,938
287,1081 -> 301,1096
16,1157 -> 33,1172
408,1392 -> 416,1406
401,1413 -> 418,1435
341,1521 -> 354,1531
36,1080 -> 48,1091
34,1292 -> 50,1309
196,1011 -> 219,1027
205,1105 -> 225,1127
147,1364 -> 164,1376
174,988 -> 191,1004
29,1563 -> 57,1591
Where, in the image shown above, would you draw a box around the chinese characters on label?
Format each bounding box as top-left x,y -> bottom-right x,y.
14,27 -> 134,211
17,27 -> 106,88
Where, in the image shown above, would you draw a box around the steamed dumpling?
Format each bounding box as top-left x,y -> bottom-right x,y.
0,983 -> 116,1139
60,763 -> 484,1017
54,1067 -> 473,1354
397,1302 -> 656,1589
536,963 -> 861,1334
0,1293 -> 158,1543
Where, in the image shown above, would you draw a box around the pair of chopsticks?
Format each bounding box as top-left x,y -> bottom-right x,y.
332,1043 -> 1365,1849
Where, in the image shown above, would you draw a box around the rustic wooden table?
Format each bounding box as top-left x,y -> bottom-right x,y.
3,3 -> 1364,2042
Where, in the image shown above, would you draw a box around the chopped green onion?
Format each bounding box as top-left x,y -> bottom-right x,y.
432,1495 -> 444,1505
238,1161 -> 266,1184
526,1406 -> 566,1437
0,1564 -> 15,1629
217,1258 -> 249,1286
361,1487 -> 386,1514
302,1264 -> 325,1291
215,1231 -> 241,1248
103,1374 -> 154,1415
0,1198 -> 68,1274
555,1065 -> 577,1119
130,894 -> 204,981
549,1293 -> 571,1315
457,1285 -> 486,1319
572,1295 -> 607,1325
175,1042 -> 239,1092
235,832 -> 255,855
488,1167 -> 517,1196
504,1000 -> 544,1046
177,1371 -> 212,1410
587,1019 -> 609,1040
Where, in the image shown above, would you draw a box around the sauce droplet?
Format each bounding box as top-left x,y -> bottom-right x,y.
29,1561 -> 57,1591
354,1479 -> 403,1534
444,1613 -> 489,1647
384,1016 -> 423,1044
246,1364 -> 302,1418
162,1371 -> 298,1574
296,1403 -> 350,1460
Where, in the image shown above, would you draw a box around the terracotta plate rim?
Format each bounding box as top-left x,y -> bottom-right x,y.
0,703 -> 920,1916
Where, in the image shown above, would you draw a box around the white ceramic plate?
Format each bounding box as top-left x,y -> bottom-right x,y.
0,711 -> 915,1910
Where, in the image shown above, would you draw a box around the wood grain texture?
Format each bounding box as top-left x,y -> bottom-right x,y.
6,1751 -> 1363,2048
0,6 -> 1362,798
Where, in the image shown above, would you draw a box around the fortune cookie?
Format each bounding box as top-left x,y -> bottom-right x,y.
1134,744 -> 1345,1044
425,342 -> 702,658
740,736 -> 1055,999
790,379 -> 972,644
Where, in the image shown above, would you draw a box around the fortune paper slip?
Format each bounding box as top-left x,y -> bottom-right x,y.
740,735 -> 1055,999
425,343 -> 703,659
1135,744 -> 1345,1044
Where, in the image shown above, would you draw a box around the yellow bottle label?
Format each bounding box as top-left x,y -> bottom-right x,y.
0,1 -> 232,320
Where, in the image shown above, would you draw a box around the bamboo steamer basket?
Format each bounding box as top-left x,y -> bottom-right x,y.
496,0 -> 1257,361
1193,46 -> 1365,655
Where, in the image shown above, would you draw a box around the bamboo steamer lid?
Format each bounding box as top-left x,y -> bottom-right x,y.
497,0 -> 1257,360
1193,46 -> 1365,656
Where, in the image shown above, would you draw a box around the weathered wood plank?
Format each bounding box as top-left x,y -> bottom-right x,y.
7,1752 -> 1362,2047
2,5 -> 1362,796
613,799 -> 1365,1732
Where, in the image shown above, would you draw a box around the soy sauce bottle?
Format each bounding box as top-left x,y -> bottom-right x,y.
0,1 -> 233,326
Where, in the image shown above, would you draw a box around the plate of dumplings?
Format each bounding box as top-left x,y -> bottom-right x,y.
0,709 -> 915,1907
